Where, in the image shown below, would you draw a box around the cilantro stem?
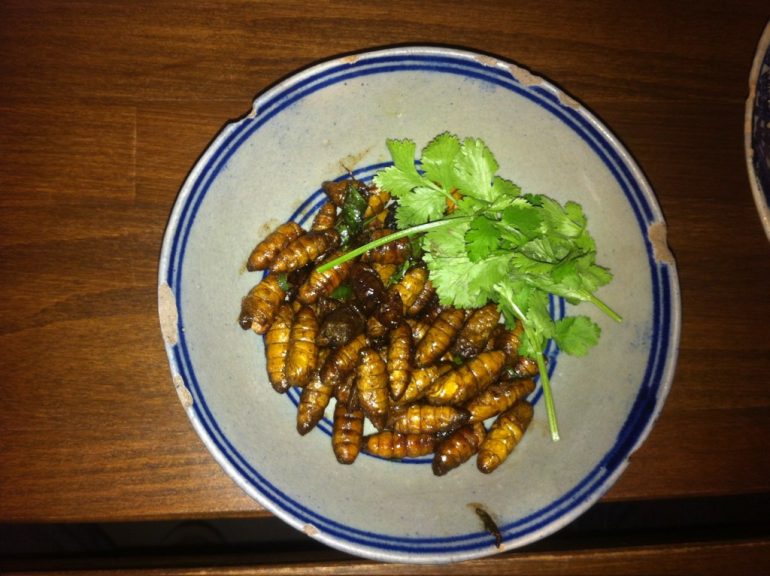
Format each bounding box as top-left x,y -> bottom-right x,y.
589,295 -> 622,323
495,286 -> 561,441
316,216 -> 472,273
432,183 -> 463,206
535,352 -> 560,442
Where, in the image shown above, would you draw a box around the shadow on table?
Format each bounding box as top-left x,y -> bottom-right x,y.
2,494 -> 769,570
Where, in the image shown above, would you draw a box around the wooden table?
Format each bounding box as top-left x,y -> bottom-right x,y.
2,0 -> 769,573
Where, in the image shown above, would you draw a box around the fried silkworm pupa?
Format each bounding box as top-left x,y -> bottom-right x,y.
332,395 -> 364,464
365,208 -> 389,230
238,274 -> 286,333
332,370 -> 354,403
321,180 -> 350,207
508,355 -> 540,379
297,250 -> 353,304
416,293 -> 443,324
453,303 -> 501,359
362,430 -> 437,460
296,370 -> 335,435
465,378 -> 536,423
386,323 -> 413,401
365,315 -> 389,347
317,302 -> 366,348
359,228 -> 411,265
414,307 -> 466,367
426,350 -> 506,406
270,229 -> 340,274
282,265 -> 313,303
313,294 -> 340,321
406,279 -> 436,318
374,288 -> 403,330
355,348 -> 389,430
247,221 -> 304,271
477,401 -> 534,474
284,305 -> 319,388
398,363 -> 453,405
390,266 -> 429,312
321,333 -> 368,388
363,188 -> 390,215
348,263 -> 386,316
406,317 -> 432,344
372,263 -> 398,285
264,303 -> 294,393
388,403 -> 469,435
363,188 -> 390,218
310,201 -> 338,232
432,422 -> 487,476
488,322 -> 523,366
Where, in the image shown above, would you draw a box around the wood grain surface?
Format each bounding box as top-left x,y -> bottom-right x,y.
1,0 -> 769,569
4,539 -> 770,576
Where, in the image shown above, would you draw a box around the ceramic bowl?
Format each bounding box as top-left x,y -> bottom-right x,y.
158,46 -> 681,563
745,20 -> 770,241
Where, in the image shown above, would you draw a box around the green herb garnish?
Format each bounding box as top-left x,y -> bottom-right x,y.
275,273 -> 292,292
318,133 -> 621,441
335,180 -> 368,245
329,284 -> 353,300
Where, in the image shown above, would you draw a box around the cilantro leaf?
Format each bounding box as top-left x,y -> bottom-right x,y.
422,218 -> 469,258
387,138 -> 420,177
564,201 -> 587,228
554,316 -> 601,356
455,195 -> 490,216
372,165 -> 418,198
425,252 -> 509,309
509,254 -> 555,275
396,185 -> 447,227
522,290 -> 555,342
465,215 -> 502,262
423,219 -> 508,308
520,235 -> 572,263
501,197 -> 544,241
489,176 -> 522,208
372,164 -> 423,199
538,255 -> 615,305
540,195 -> 584,239
422,255 -> 480,308
372,139 -> 426,198
452,137 -> 498,202
553,255 -> 613,291
466,254 -> 511,305
421,132 -> 461,192
320,132 -> 622,442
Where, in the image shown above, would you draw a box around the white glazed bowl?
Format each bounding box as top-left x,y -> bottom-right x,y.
158,46 -> 681,563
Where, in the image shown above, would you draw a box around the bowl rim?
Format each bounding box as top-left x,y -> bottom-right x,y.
158,44 -> 682,563
744,20 -> 770,241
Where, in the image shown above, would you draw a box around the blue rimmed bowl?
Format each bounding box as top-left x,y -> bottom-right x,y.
746,21 -> 770,241
158,46 -> 681,564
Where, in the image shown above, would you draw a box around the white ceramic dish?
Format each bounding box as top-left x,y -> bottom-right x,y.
745,20 -> 770,241
158,46 -> 681,563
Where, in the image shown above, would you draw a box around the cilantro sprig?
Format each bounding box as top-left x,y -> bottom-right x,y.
318,133 -> 621,441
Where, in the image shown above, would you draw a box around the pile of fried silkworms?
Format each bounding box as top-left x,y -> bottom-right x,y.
238,179 -> 537,475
